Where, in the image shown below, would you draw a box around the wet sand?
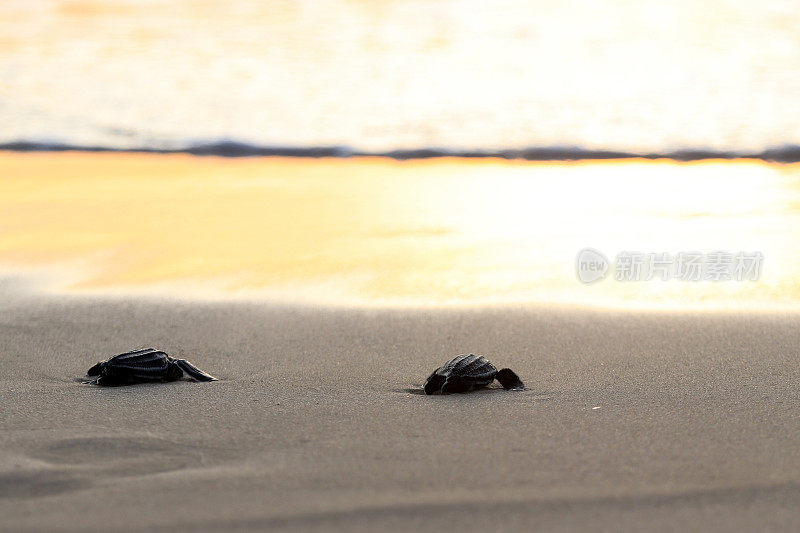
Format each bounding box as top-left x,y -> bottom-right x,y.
2,287 -> 799,531
2,152 -> 800,310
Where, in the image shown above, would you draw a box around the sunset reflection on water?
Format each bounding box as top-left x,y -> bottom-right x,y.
1,152 -> 798,309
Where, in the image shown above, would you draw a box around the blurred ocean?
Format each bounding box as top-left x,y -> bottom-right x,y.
2,0 -> 800,155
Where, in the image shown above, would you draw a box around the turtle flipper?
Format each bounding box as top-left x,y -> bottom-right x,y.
495,368 -> 525,390
172,358 -> 217,382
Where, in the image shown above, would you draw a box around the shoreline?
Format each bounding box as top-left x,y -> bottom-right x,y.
2,267 -> 799,314
3,143 -> 800,163
2,152 -> 799,311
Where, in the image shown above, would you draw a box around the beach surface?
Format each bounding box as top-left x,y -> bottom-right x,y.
2,287 -> 799,531
1,152 -> 799,531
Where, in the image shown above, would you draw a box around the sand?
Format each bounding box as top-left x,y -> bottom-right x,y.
1,152 -> 799,530
1,285 -> 799,531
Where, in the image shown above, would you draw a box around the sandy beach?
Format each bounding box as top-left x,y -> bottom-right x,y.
1,153 -> 799,531
4,1 -> 800,529
2,284 -> 799,531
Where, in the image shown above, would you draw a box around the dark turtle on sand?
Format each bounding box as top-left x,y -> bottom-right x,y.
424,354 -> 524,395
86,348 -> 217,386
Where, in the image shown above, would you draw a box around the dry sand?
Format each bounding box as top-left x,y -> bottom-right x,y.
1,286 -> 799,531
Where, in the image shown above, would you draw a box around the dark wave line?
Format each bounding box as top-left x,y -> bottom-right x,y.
2,140 -> 800,162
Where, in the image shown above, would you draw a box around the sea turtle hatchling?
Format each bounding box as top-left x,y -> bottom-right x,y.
424,354 -> 524,394
86,348 -> 217,385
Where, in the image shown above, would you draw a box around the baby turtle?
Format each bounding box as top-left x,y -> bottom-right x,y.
86,348 -> 217,386
424,354 -> 524,394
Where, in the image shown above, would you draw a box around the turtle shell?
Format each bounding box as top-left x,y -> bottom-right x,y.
424,354 -> 498,394
87,348 -> 182,385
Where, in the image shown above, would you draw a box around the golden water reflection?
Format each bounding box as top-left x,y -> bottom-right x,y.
1,152 -> 799,309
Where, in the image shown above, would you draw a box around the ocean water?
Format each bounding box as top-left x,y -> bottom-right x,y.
1,0 -> 799,154
2,153 -> 800,310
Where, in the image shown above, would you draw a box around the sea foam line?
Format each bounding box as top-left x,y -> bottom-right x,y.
2,140 -> 800,162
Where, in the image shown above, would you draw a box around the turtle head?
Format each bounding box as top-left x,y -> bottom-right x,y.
86,362 -> 104,376
495,368 -> 525,390
166,361 -> 185,381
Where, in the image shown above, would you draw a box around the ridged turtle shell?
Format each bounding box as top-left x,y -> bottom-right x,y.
424,353 -> 525,394
424,354 -> 498,394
